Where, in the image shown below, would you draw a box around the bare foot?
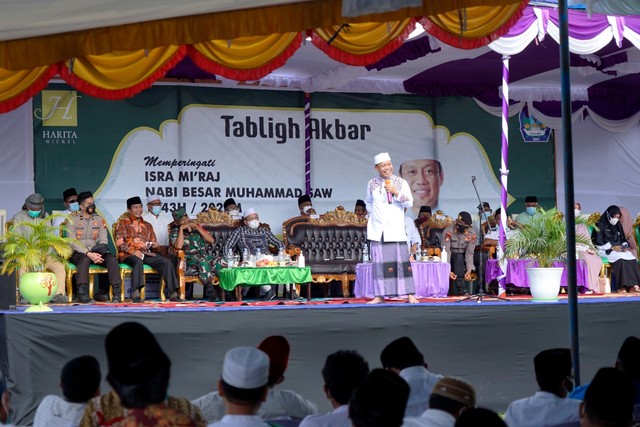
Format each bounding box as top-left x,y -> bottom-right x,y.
367,296 -> 385,305
407,294 -> 419,304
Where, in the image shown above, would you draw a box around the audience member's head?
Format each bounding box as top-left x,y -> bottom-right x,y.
354,200 -> 366,217
349,368 -> 409,427
322,350 -> 369,407
380,337 -> 425,372
455,407 -> 507,427
616,336 -> 640,381
580,367 -> 634,427
61,355 -> 101,403
428,377 -> 476,418
218,347 -> 269,412
257,335 -> 290,387
534,348 -> 573,397
105,322 -> 171,408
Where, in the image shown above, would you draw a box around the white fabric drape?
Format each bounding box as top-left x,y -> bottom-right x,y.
588,0 -> 640,17
0,101 -> 34,218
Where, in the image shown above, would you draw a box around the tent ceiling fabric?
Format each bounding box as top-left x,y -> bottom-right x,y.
0,0 -> 525,70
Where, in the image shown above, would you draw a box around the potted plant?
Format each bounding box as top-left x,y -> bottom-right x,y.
504,208 -> 591,301
1,215 -> 74,312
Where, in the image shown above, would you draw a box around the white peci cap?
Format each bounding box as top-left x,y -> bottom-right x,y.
146,195 -> 161,204
243,208 -> 257,218
221,347 -> 269,389
373,152 -> 391,165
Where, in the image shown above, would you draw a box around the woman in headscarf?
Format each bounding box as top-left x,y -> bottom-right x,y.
575,203 -> 603,293
619,206 -> 638,257
592,205 -> 640,293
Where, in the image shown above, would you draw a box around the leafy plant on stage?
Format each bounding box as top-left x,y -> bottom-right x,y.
1,214 -> 74,275
504,208 -> 592,268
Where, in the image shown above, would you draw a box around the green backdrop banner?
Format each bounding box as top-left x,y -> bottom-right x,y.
33,84 -> 555,234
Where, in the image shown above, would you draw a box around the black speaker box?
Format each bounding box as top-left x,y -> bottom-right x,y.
0,264 -> 17,310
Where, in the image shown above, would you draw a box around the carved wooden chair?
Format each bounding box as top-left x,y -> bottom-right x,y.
171,209 -> 239,300
112,212 -> 166,301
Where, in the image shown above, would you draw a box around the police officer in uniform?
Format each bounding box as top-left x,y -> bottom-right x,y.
66,191 -> 122,303
443,211 -> 477,296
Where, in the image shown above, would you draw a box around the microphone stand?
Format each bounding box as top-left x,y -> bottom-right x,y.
457,176 -> 509,303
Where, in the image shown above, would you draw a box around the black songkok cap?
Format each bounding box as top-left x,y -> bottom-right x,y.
355,199 -> 366,208
419,206 -> 432,214
525,196 -> 538,203
62,188 -> 78,201
223,198 -> 236,210
380,337 -> 424,370
584,367 -> 634,426
106,322 -> 170,386
534,348 -> 572,380
458,211 -> 473,226
298,194 -> 311,207
127,196 -> 143,208
618,336 -> 640,379
77,191 -> 93,205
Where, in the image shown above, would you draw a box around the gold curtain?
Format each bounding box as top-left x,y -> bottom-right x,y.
190,32 -> 302,80
0,65 -> 57,113
312,19 -> 415,65
422,3 -> 528,48
58,46 -> 186,98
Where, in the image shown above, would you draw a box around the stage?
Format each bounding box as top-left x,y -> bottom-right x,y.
2,293 -> 640,425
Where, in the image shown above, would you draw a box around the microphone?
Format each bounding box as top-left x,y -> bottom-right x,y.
471,176 -> 476,183
385,179 -> 392,204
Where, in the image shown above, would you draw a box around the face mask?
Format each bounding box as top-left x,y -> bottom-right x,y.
228,209 -> 240,217
526,206 -> 537,216
456,224 -> 467,233
68,202 -> 79,212
27,209 -> 41,218
302,205 -> 313,214
574,209 -> 581,217
151,206 -> 162,216
609,217 -> 619,226
247,220 -> 260,229
85,203 -> 96,215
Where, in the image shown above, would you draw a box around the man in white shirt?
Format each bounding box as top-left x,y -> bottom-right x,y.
365,152 -> 418,304
405,215 -> 421,260
300,350 -> 369,427
194,336 -> 317,424
504,348 -> 581,427
33,355 -> 101,427
142,195 -> 173,254
403,376 -> 476,427
380,337 -> 442,417
208,347 -> 271,427
483,208 -> 517,246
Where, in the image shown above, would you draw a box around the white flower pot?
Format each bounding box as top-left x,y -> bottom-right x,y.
526,267 -> 564,302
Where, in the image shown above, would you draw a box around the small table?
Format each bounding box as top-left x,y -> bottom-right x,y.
354,261 -> 450,299
484,259 -> 588,289
218,266 -> 312,301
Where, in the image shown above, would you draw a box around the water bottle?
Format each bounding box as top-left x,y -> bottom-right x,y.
441,247 -> 448,263
226,249 -> 235,268
242,247 -> 249,264
362,243 -> 370,263
298,252 -> 306,267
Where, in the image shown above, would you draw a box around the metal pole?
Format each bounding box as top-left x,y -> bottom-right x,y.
559,0 -> 580,386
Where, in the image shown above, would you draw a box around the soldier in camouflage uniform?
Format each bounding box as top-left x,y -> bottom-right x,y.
443,211 -> 477,296
169,208 -> 217,300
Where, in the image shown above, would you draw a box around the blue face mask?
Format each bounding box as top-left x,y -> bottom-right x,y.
151,206 -> 162,216
526,206 -> 537,216
68,202 -> 79,212
27,209 -> 41,218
